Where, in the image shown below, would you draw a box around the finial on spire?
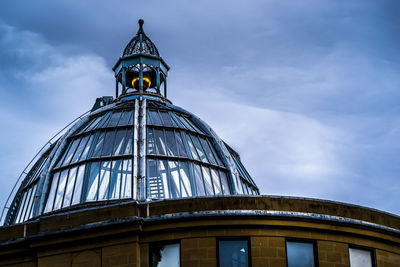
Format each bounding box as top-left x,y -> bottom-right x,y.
138,19 -> 144,32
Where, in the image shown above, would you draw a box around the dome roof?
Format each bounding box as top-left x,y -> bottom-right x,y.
122,19 -> 160,57
3,94 -> 259,226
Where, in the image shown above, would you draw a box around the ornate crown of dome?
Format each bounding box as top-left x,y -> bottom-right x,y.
122,19 -> 160,57
1,20 -> 259,226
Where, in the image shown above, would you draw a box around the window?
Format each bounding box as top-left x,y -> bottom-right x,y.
349,247 -> 375,267
218,239 -> 249,267
150,242 -> 180,267
286,240 -> 317,267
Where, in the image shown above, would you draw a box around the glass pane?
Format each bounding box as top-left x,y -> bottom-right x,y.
168,161 -> 181,198
22,187 -> 34,222
86,162 -> 100,201
158,160 -> 169,199
150,243 -> 180,267
209,139 -> 224,167
165,130 -> 178,157
349,248 -> 373,267
118,110 -> 131,126
101,131 -> 116,157
80,116 -> 102,134
191,135 -> 208,163
124,130 -> 133,155
182,116 -> 203,133
159,111 -> 173,127
194,164 -> 205,196
28,184 -> 38,219
219,240 -> 249,267
95,112 -> 111,129
79,134 -> 94,161
44,172 -> 60,213
110,160 -> 122,199
63,139 -> 80,166
98,161 -> 111,200
16,190 -> 28,222
71,135 -> 89,163
185,133 -> 199,160
154,129 -> 166,155
234,174 -> 243,194
219,170 -> 230,195
149,110 -> 162,125
148,159 -> 162,199
179,161 -> 192,197
92,132 -> 105,157
147,128 -> 156,154
107,111 -> 122,127
121,159 -> 132,198
286,241 -> 315,267
170,112 -> 184,128
53,169 -> 69,210
201,166 -> 214,195
147,110 -> 153,124
175,131 -> 187,157
72,165 -> 85,205
211,168 -> 222,195
200,138 -> 216,165
128,111 -> 134,125
62,167 -> 77,208
113,129 -> 127,155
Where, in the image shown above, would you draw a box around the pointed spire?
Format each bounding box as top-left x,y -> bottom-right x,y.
138,19 -> 144,33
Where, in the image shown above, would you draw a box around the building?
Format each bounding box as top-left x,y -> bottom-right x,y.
0,20 -> 399,267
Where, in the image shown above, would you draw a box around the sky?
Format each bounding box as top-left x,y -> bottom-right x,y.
0,0 -> 399,216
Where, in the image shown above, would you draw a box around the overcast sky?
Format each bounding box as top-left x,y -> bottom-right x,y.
0,0 -> 399,216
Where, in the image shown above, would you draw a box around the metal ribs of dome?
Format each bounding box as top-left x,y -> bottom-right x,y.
4,95 -> 259,226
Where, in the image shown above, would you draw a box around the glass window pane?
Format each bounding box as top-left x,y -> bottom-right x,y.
16,190 -> 28,222
175,131 -> 187,157
182,116 -> 203,133
147,159 -> 162,199
101,131 -> 116,157
147,128 -> 156,155
211,168 -> 222,195
56,142 -> 72,168
63,139 -> 80,166
149,110 -> 162,125
165,130 -> 178,157
179,161 -> 192,197
185,133 -> 199,160
124,130 -> 133,155
191,135 -> 208,163
219,240 -> 249,267
98,161 -> 111,200
80,115 -> 102,134
118,110 -> 131,126
150,243 -> 180,267
200,138 -> 216,165
219,171 -> 230,195
107,111 -> 123,127
286,241 -> 315,267
86,162 -> 100,201
193,164 -> 205,196
62,167 -> 77,208
92,132 -> 105,157
154,129 -> 166,155
159,111 -> 173,127
147,110 -> 153,124
168,161 -> 181,198
44,172 -> 60,213
53,169 -> 69,210
113,129 -> 127,155
349,248 -> 373,267
71,136 -> 89,163
72,165 -> 85,205
110,160 -> 122,199
201,166 -> 214,195
158,160 -> 169,199
22,187 -> 34,222
95,112 -> 111,129
28,184 -> 38,219
128,111 -> 134,125
79,134 -> 94,161
121,159 -> 132,198
176,114 -> 195,131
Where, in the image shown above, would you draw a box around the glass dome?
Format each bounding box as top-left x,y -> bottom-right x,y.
2,20 -> 259,226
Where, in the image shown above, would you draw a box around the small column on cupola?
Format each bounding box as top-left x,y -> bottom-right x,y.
112,19 -> 170,99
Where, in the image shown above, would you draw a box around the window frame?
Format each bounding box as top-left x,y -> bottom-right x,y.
217,237 -> 252,267
348,244 -> 376,267
149,240 -> 181,267
285,238 -> 319,267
